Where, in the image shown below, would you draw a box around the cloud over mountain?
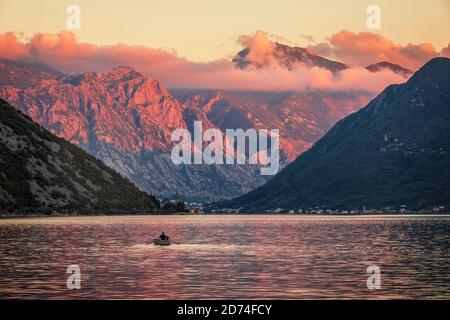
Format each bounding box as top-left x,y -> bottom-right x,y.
308,30 -> 449,70
1,30 -> 446,92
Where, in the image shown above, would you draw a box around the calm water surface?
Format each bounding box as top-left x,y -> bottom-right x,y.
0,215 -> 448,299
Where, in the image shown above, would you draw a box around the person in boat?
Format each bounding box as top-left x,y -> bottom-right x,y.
159,232 -> 167,240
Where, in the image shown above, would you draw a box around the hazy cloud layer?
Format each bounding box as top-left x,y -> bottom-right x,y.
308,30 -> 449,70
1,30 -> 447,92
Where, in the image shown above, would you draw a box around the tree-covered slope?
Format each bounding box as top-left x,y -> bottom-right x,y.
0,99 -> 159,214
221,57 -> 450,212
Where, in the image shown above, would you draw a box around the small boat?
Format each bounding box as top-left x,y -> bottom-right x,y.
153,238 -> 171,246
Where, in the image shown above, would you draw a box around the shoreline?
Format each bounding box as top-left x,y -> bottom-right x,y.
0,212 -> 190,218
1,212 -> 449,219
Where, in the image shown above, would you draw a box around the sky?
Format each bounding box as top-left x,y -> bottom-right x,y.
0,0 -> 449,91
1,0 -> 449,62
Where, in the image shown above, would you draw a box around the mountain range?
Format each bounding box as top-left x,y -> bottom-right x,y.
217,57 -> 450,212
0,41 -> 415,202
0,61 -> 267,201
0,55 -> 376,201
233,42 -> 348,72
0,98 -> 159,214
233,42 -> 414,76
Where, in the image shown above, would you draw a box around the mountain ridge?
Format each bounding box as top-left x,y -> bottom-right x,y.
0,98 -> 160,214
216,57 -> 450,212
233,42 -> 348,72
0,63 -> 269,201
0,59 -> 373,201
366,61 -> 413,77
232,42 -> 413,76
0,58 -> 64,88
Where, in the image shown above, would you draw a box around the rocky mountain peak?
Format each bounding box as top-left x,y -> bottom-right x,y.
233,42 -> 348,73
0,58 -> 63,88
101,65 -> 144,81
366,61 -> 413,77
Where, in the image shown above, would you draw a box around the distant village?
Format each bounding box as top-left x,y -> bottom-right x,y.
208,204 -> 448,215
163,192 -> 448,215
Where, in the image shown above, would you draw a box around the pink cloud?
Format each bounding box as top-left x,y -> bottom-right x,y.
0,31 -> 440,92
236,30 -> 277,66
309,30 -> 447,70
0,32 -> 28,59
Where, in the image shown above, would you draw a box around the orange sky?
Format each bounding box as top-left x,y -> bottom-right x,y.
0,0 -> 449,91
0,0 -> 449,62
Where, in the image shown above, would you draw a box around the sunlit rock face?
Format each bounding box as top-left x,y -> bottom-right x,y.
0,59 -> 372,201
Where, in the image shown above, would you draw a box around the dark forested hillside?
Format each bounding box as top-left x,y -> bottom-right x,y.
220,58 -> 450,212
0,99 -> 160,214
